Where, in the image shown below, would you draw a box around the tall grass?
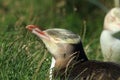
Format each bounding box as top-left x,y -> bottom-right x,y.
0,0 -> 113,80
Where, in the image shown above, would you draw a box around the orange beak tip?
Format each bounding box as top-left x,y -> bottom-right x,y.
26,25 -> 38,31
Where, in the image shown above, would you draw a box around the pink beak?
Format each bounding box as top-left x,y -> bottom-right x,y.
26,25 -> 49,40
26,25 -> 39,31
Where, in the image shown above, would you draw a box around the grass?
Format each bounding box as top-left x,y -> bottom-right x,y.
0,0 -> 113,80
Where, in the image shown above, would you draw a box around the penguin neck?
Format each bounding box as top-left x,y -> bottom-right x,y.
72,41 -> 88,62
54,41 -> 88,70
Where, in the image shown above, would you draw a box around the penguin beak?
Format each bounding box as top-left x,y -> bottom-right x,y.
26,25 -> 50,40
26,25 -> 41,32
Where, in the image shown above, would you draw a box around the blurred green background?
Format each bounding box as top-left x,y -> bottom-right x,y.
0,0 -> 114,80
